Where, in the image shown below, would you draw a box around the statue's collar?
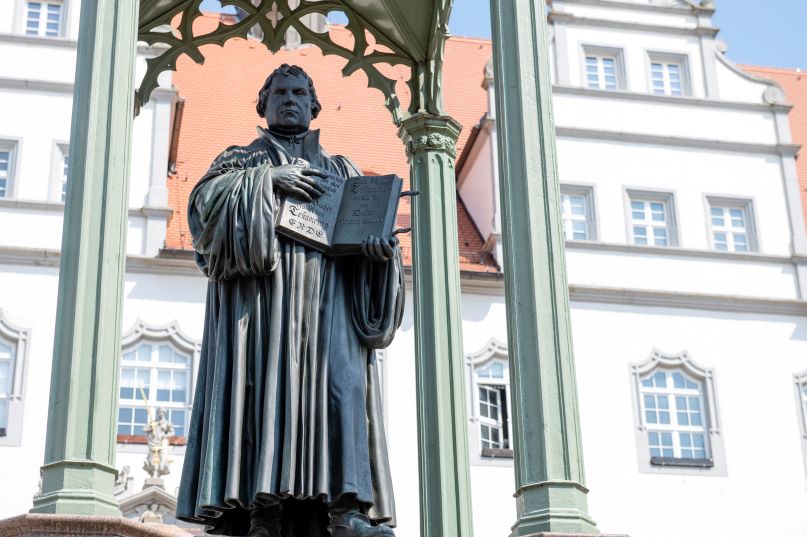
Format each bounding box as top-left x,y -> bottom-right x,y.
258,127 -> 323,166
259,126 -> 319,147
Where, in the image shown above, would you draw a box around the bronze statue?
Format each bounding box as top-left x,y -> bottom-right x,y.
177,64 -> 404,537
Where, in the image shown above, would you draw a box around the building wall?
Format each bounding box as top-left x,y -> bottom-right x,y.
0,0 -> 176,257
2,262 -> 807,536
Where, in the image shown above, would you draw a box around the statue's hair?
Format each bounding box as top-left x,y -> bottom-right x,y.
256,64 -> 322,119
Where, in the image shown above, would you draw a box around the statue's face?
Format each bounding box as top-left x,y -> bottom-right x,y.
266,74 -> 313,134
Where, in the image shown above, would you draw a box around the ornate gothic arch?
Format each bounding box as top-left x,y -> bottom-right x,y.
137,0 -> 452,124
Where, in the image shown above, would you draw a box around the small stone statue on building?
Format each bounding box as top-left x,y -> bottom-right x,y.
143,407 -> 174,482
114,465 -> 132,496
139,503 -> 165,525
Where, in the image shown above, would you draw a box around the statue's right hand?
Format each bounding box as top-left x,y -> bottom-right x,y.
272,163 -> 328,202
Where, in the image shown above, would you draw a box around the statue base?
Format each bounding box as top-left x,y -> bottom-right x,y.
0,514 -> 193,537
143,478 -> 165,490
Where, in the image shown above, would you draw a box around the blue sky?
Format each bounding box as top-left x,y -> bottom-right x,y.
200,0 -> 807,70
446,0 -> 807,70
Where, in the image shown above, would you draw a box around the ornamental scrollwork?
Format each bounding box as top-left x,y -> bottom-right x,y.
137,0 -> 416,124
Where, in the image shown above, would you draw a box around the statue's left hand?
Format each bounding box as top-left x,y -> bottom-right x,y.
362,235 -> 399,262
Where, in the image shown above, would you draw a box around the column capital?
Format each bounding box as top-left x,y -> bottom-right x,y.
398,113 -> 462,157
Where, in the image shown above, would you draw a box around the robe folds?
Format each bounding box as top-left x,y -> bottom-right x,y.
176,129 -> 404,535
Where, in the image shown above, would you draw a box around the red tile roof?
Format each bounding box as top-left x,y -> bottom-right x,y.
743,65 -> 807,227
167,16 -> 498,273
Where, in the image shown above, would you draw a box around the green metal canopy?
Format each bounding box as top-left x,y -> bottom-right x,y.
137,0 -> 451,122
28,1 -> 597,535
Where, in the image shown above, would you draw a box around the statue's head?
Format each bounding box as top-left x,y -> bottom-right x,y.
257,64 -> 322,135
157,407 -> 166,419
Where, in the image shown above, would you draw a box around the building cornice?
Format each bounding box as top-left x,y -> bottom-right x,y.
0,198 -> 173,218
570,285 -> 807,316
566,240 -> 795,265
553,0 -> 712,16
0,32 -> 76,48
549,12 -> 718,38
553,84 -> 792,113
1,246 -> 804,315
556,126 -> 800,156
0,77 -> 176,98
0,32 -> 167,54
0,77 -> 74,94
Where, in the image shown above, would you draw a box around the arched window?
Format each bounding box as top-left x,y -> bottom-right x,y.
466,339 -> 512,459
631,350 -> 725,474
0,309 -> 30,446
639,369 -> 708,460
118,320 -> 200,444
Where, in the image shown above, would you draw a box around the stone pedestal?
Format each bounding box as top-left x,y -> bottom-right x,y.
0,514 -> 193,537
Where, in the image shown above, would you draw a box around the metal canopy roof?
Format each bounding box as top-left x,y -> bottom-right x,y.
137,0 -> 452,123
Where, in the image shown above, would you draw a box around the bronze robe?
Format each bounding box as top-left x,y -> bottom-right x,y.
176,129 -> 404,535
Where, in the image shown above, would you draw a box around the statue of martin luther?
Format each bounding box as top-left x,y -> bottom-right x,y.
177,64 -> 404,537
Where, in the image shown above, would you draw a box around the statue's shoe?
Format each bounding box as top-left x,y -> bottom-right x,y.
247,502 -> 282,537
328,511 -> 395,537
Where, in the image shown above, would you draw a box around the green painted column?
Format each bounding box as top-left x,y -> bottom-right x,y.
31,0 -> 139,516
488,0 -> 598,535
398,114 -> 474,537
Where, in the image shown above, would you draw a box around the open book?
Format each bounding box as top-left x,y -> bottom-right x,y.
275,173 -> 404,256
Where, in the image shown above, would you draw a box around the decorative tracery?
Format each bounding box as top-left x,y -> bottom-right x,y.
137,0 -> 419,124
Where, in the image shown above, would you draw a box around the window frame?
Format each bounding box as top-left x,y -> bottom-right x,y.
581,45 -> 627,91
624,189 -> 679,248
630,349 -> 726,475
0,309 -> 31,447
795,370 -> 807,478
560,183 -> 598,242
704,196 -> 759,254
117,319 -> 200,446
646,51 -> 692,97
23,0 -> 67,38
465,338 -> 513,465
50,141 -> 69,203
0,139 -> 21,200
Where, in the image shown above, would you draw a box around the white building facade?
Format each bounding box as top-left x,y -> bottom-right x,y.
1,1 -> 807,537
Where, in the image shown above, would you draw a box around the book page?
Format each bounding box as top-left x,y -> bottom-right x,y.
275,173 -> 345,250
332,175 -> 401,251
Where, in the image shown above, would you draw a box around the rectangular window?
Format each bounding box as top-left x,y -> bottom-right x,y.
0,341 -> 14,437
59,146 -> 69,202
629,193 -> 676,247
479,385 -> 504,449
586,55 -> 618,90
561,186 -> 596,241
25,1 -> 64,38
475,360 -> 510,456
583,46 -> 624,91
0,142 -> 17,199
649,54 -> 690,96
708,200 -> 756,253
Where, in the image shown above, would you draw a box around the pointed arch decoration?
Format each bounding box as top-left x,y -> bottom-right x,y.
466,337 -> 508,367
136,0 -> 453,124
